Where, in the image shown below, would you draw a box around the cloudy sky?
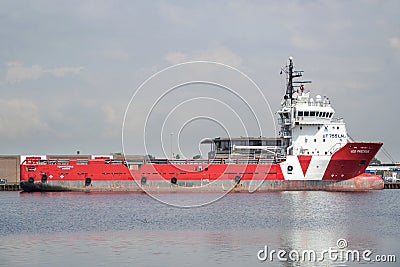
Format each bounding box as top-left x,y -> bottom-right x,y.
1,1 -> 399,162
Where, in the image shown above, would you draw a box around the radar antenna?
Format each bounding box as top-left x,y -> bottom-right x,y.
280,57 -> 311,103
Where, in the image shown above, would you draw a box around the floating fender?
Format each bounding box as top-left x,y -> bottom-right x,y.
141,176 -> 147,185
170,177 -> 177,185
41,174 -> 48,183
28,177 -> 34,183
234,175 -> 241,184
85,177 -> 92,187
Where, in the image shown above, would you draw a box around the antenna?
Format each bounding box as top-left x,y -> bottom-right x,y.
285,57 -> 302,103
281,57 -> 312,101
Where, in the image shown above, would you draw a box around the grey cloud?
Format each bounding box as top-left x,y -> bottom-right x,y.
5,62 -> 84,83
164,46 -> 242,68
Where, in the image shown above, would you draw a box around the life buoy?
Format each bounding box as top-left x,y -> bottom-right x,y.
287,165 -> 293,174
170,177 -> 177,185
85,177 -> 92,186
141,176 -> 147,185
234,175 -> 241,184
41,174 -> 48,183
28,177 -> 34,183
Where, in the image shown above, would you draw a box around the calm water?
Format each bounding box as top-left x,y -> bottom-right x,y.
0,190 -> 399,266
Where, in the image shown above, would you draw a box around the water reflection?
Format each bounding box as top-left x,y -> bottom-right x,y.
0,191 -> 398,267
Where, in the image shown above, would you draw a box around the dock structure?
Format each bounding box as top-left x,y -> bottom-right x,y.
384,182 -> 400,189
0,184 -> 20,191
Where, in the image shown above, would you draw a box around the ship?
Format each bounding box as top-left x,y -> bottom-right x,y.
20,57 -> 384,192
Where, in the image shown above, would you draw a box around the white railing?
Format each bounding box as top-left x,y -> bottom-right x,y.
327,143 -> 343,154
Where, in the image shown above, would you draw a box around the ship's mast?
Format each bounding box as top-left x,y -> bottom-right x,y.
285,56 -> 302,103
279,57 -> 307,156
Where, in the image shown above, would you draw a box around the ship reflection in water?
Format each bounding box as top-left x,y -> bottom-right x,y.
0,191 -> 399,267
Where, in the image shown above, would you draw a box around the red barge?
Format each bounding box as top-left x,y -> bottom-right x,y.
20,58 -> 384,192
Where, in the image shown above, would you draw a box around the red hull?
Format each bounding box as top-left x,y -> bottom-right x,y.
19,142 -> 383,192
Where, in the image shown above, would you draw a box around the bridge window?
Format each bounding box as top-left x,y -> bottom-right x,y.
304,111 -> 309,116
310,111 -> 315,116
298,111 -> 303,116
249,140 -> 262,146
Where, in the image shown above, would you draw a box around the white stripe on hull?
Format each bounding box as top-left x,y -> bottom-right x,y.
280,155 -> 331,180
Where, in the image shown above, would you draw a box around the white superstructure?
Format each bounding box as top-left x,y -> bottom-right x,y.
278,57 -> 348,157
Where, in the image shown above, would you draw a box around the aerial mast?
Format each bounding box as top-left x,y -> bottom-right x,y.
285,56 -> 303,104
279,56 -> 310,156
